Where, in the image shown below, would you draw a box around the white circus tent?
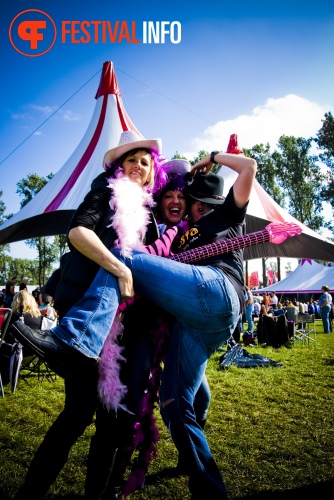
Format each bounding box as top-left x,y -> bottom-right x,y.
0,61 -> 142,245
217,164 -> 334,261
0,60 -> 333,263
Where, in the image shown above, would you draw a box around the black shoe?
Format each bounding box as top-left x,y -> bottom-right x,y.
110,486 -> 123,500
175,455 -> 190,475
9,320 -> 98,379
99,485 -> 122,500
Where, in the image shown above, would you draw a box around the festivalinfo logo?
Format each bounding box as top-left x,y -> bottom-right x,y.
9,9 -> 182,57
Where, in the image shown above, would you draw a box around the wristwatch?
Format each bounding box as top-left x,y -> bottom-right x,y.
210,151 -> 219,164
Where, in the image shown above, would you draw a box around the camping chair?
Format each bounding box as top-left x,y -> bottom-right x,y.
19,353 -> 57,386
0,308 -> 13,397
286,307 -> 316,346
294,313 -> 316,345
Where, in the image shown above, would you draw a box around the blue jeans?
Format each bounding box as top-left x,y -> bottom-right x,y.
194,373 -> 211,423
52,250 -> 240,498
245,304 -> 253,332
321,304 -> 331,333
52,250 -> 239,358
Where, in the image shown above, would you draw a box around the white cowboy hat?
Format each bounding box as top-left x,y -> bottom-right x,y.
103,130 -> 162,168
161,158 -> 191,176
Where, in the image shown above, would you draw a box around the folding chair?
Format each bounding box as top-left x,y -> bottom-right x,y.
296,313 -> 316,345
19,354 -> 57,385
287,307 -> 316,346
0,308 -> 13,397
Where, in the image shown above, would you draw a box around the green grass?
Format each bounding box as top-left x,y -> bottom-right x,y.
1,324 -> 333,499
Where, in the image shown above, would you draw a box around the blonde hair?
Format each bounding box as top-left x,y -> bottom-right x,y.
322,285 -> 330,292
12,290 -> 41,318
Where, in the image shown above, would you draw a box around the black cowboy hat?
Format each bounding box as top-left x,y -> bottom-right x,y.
187,173 -> 224,205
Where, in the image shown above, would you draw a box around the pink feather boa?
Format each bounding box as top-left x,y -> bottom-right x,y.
97,173 -> 174,496
107,171 -> 155,257
98,302 -> 173,497
98,173 -> 155,412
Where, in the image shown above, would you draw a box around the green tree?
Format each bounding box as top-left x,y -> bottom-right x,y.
2,258 -> 40,284
0,254 -> 12,284
315,111 -> 334,169
16,173 -> 54,208
244,143 -> 285,206
244,143 -> 286,281
26,237 -> 59,286
272,135 -> 324,231
314,112 -> 334,222
16,173 -> 59,287
0,189 -> 6,225
0,190 -> 12,277
54,234 -> 69,260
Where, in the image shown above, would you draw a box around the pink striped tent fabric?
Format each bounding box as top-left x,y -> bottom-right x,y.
0,61 -> 142,244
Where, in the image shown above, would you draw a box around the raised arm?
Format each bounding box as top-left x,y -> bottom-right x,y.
191,152 -> 257,209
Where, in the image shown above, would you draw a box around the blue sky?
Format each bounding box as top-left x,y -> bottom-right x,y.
1,0 -> 334,266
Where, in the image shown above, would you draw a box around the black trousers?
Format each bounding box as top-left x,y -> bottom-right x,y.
14,365 -> 99,499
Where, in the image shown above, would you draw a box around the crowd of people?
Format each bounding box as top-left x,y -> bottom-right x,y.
0,277 -> 47,309
1,129 -> 332,499
242,289 -> 333,340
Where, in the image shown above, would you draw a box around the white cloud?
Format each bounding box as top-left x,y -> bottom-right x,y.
11,112 -> 32,120
29,104 -> 55,114
60,109 -> 81,121
184,94 -> 329,157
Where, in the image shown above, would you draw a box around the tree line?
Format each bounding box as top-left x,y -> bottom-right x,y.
0,112 -> 333,287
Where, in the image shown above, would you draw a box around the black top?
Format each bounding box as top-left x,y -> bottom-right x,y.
178,186 -> 247,310
53,172 -> 159,318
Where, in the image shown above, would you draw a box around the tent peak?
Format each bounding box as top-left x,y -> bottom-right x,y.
95,61 -> 120,99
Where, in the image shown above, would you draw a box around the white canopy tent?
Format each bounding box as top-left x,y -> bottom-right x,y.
253,259 -> 334,294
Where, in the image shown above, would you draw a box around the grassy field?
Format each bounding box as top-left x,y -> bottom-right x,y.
0,322 -> 333,499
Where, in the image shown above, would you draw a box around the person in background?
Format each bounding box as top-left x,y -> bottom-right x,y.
307,301 -> 315,315
19,277 -> 29,291
251,298 -> 261,330
244,286 -> 254,333
330,302 -> 334,333
39,295 -> 58,320
10,290 -> 43,330
4,281 -> 15,308
0,288 -> 6,307
318,285 -> 332,334
5,291 -> 43,360
253,298 -> 261,317
272,302 -> 285,317
269,291 -> 278,310
261,292 -> 270,313
31,289 -> 41,306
